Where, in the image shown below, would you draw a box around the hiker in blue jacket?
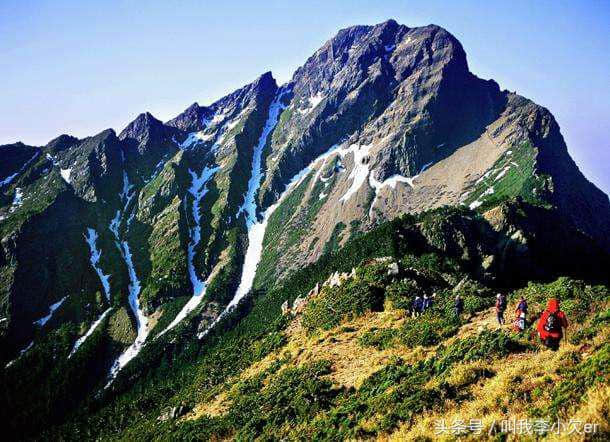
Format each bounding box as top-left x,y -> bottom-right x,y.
422,294 -> 430,312
454,294 -> 464,318
411,295 -> 423,317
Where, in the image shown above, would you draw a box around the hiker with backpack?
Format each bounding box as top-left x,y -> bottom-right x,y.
537,298 -> 568,350
411,295 -> 423,318
454,294 -> 464,318
516,296 -> 528,317
495,293 -> 507,325
513,296 -> 528,332
422,294 -> 430,312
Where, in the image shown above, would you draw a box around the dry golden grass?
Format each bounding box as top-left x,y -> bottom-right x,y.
387,312 -> 610,441
186,296 -> 609,441
188,307 -> 430,420
281,309 -> 433,389
186,391 -> 230,421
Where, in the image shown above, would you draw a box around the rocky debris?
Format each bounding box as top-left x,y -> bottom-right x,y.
387,262 -> 399,276
292,297 -> 308,314
324,270 -> 353,288
195,303 -> 221,334
158,405 -> 190,421
281,283 -> 320,316
281,300 -> 290,315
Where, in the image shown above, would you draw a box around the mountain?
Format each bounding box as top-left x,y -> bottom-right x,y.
0,20 -> 609,440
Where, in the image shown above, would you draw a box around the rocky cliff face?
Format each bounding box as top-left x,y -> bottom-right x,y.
0,20 -> 608,409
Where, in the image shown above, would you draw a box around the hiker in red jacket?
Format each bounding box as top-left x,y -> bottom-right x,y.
537,298 -> 568,350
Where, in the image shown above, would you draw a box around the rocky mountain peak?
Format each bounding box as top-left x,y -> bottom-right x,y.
165,102 -> 214,132
45,134 -> 80,154
119,112 -> 165,143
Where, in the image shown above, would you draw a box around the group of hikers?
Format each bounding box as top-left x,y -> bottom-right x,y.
495,293 -> 568,350
414,291 -> 569,351
410,293 -> 436,316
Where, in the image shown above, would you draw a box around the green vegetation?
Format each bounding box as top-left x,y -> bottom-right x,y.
3,202 -> 606,441
322,221 -> 347,255
464,141 -> 552,211
399,311 -> 461,347
358,327 -> 399,350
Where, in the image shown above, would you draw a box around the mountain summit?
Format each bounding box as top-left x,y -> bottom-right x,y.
0,21 -> 609,439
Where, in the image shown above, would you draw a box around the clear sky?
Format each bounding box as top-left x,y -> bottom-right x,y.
1,0 -> 608,194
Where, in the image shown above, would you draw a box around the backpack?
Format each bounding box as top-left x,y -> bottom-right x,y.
544,311 -> 561,332
497,295 -> 507,311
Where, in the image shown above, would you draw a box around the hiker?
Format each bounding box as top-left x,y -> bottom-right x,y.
513,308 -> 526,332
422,294 -> 430,312
411,295 -> 423,318
537,298 -> 568,350
513,296 -> 528,332
454,294 -> 464,318
495,293 -> 507,325
516,296 -> 528,317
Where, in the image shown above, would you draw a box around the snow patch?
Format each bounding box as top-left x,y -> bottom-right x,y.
211,112 -> 227,125
494,166 -> 511,181
482,186 -> 495,196
339,144 -> 372,202
199,141 -> 346,340
180,132 -> 210,149
419,161 -> 434,174
106,170 -> 149,386
106,240 -> 148,383
384,44 -> 395,52
367,161 -> 435,217
298,92 -> 325,115
237,87 -> 289,227
60,168 -> 72,184
469,200 -> 483,210
475,168 -> 494,185
0,151 -> 40,188
84,228 -> 111,300
158,165 -> 220,335
10,188 -> 23,211
5,341 -> 33,368
33,296 -> 67,327
68,308 -> 112,358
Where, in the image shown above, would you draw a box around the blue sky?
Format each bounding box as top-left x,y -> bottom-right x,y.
1,0 -> 608,194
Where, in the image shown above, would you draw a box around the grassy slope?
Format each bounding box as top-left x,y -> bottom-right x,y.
171,269 -> 609,441
463,141 -> 552,211
40,206 -> 609,441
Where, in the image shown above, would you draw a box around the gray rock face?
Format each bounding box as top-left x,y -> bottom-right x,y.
257,21 -> 504,208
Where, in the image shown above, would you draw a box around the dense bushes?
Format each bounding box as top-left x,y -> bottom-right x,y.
400,312 -> 461,347
544,342 -> 609,418
358,328 -> 399,350
309,330 -> 525,439
302,278 -> 384,332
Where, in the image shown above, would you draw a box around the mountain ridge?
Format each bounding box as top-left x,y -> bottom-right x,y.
0,20 -> 609,440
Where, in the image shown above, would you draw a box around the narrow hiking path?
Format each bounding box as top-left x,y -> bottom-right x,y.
456,307 -> 505,339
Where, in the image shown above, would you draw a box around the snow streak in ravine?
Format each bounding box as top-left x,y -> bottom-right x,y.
198,139 -> 346,339
106,170 -> 149,386
158,165 -> 220,335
